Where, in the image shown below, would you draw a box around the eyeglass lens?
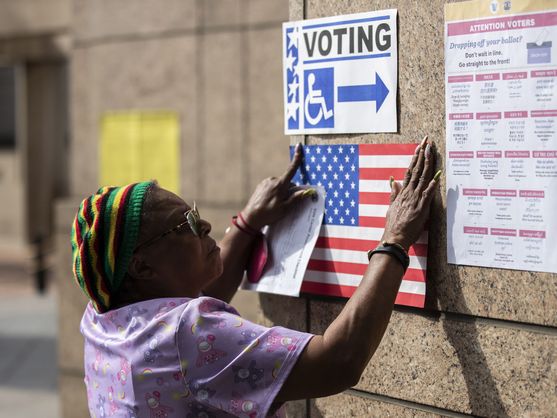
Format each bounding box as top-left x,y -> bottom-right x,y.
186,202 -> 200,236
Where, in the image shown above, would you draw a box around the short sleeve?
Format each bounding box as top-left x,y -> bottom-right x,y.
176,297 -> 313,417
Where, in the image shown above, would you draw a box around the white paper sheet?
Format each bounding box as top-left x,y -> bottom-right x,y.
241,187 -> 325,296
445,0 -> 557,272
283,10 -> 398,134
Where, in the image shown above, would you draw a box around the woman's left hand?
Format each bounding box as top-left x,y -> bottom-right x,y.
241,144 -> 314,230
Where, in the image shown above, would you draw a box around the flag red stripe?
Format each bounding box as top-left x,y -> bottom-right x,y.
394,292 -> 426,308
300,281 -> 425,308
315,236 -> 428,257
359,143 -> 418,155
301,281 -> 356,298
359,167 -> 407,180
359,216 -> 387,228
359,192 -> 391,205
307,259 -> 426,282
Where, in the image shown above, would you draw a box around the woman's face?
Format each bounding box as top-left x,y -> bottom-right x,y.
134,186 -> 223,297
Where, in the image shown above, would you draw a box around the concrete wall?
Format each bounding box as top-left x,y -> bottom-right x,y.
0,0 -> 69,37
57,0 -> 557,417
0,0 -> 70,247
0,0 -> 70,63
60,1 -> 291,417
267,0 -> 557,417
0,151 -> 25,246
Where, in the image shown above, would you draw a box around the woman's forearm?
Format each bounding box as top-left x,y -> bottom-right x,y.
322,253 -> 404,376
275,253 -> 405,401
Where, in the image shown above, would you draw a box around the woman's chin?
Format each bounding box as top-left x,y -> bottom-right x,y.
214,260 -> 224,280
206,259 -> 225,285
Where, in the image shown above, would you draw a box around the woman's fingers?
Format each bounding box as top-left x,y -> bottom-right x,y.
287,183 -> 304,195
403,136 -> 428,188
409,141 -> 428,189
419,170 -> 442,210
389,177 -> 402,204
416,142 -> 436,194
280,143 -> 304,186
402,146 -> 420,188
285,188 -> 316,206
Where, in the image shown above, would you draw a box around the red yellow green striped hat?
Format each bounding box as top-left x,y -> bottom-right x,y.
71,181 -> 154,313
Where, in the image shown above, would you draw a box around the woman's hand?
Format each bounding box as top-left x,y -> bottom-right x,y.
241,144 -> 314,230
382,136 -> 441,250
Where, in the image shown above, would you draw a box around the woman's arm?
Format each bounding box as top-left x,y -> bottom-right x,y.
202,145 -> 310,302
276,138 -> 439,401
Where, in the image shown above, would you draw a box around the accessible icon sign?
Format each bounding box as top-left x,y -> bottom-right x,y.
283,10 -> 398,135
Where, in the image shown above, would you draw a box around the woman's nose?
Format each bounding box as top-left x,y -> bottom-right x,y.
198,219 -> 212,237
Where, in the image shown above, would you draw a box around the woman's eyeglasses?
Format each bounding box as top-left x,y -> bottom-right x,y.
135,202 -> 201,251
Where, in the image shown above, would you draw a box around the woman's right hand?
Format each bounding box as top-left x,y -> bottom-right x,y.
381,136 -> 441,250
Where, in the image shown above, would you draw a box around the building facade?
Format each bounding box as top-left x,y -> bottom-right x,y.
54,1 -> 556,417
0,0 -> 70,271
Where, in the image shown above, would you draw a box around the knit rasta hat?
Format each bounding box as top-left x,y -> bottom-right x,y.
71,181 -> 154,313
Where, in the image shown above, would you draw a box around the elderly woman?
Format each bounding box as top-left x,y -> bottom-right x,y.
73,139 -> 438,417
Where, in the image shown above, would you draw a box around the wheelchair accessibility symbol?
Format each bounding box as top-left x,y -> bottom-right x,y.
304,68 -> 334,129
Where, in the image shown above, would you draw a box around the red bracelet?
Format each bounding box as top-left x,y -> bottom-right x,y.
231,216 -> 259,237
237,212 -> 260,235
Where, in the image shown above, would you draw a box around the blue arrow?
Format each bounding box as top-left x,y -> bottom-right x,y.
337,72 -> 389,111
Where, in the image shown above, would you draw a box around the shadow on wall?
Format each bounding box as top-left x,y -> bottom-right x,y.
307,399 -> 324,417
428,186 -> 510,418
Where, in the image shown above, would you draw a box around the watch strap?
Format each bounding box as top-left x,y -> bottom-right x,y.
367,243 -> 410,272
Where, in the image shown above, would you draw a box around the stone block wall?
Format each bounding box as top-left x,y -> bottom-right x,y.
59,1 -> 292,417
264,0 -> 557,416
56,0 -> 557,417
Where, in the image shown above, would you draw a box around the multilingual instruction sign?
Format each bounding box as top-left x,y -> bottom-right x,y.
283,10 -> 398,135
445,0 -> 557,273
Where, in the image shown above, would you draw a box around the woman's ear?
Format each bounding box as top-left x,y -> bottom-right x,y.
128,254 -> 155,280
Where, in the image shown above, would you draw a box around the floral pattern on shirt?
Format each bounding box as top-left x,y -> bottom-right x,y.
81,296 -> 312,417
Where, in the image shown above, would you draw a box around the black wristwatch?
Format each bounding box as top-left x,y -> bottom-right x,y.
367,241 -> 410,272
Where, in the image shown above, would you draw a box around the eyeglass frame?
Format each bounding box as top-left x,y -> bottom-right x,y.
134,202 -> 201,252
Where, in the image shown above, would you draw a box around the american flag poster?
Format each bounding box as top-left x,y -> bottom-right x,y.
290,143 -> 428,308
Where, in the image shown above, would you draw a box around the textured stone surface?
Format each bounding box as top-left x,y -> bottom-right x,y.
310,301 -> 557,418
198,204 -> 243,242
59,374 -> 90,418
0,153 -> 25,242
201,0 -> 288,27
289,0 -> 304,21
246,0 -> 289,25
284,399 -> 307,417
301,0 -> 557,326
70,36 -> 198,199
201,0 -> 244,28
55,199 -> 89,371
0,32 -> 70,63
230,289 -> 262,323
311,393 -> 440,417
258,293 -> 308,333
200,32 -> 245,203
0,0 -> 69,36
247,28 -> 290,192
55,199 -> 89,418
72,0 -> 196,41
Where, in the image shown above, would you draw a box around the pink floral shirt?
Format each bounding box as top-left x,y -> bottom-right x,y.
80,296 -> 312,417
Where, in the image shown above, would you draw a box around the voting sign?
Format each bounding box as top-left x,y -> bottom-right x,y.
283,10 -> 398,135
